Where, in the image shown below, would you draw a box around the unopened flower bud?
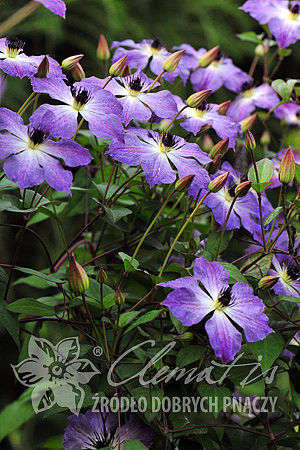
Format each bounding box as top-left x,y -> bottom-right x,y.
199,45 -> 220,68
109,55 -> 128,77
197,123 -> 211,135
71,63 -> 85,81
208,171 -> 229,193
245,130 -> 256,151
260,130 -> 271,146
175,174 -> 195,192
36,55 -> 49,78
120,64 -> 130,77
258,276 -> 279,290
97,34 -> 110,60
240,113 -> 257,133
68,253 -> 89,295
235,181 -> 252,197
202,134 -> 213,152
209,138 -> 229,159
62,54 -> 84,70
218,100 -> 231,115
96,267 -> 107,283
278,147 -> 295,185
114,288 -> 125,306
187,89 -> 211,108
163,50 -> 184,73
207,155 -> 222,174
255,44 -> 265,57
176,332 -> 194,341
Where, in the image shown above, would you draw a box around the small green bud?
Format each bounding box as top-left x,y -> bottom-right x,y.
62,54 -> 84,70
245,130 -> 256,151
163,50 -> 184,72
109,55 -> 128,77
255,44 -> 265,57
260,130 -> 271,146
240,113 -> 257,133
114,288 -> 125,306
186,89 -> 211,108
235,181 -> 252,198
97,34 -> 110,60
176,332 -> 194,341
96,267 -> 107,283
199,45 -> 220,68
36,56 -> 49,78
218,100 -> 231,115
258,276 -> 279,290
68,253 -> 89,295
71,63 -> 86,81
278,147 -> 295,185
207,155 -> 222,174
175,174 -> 195,192
208,171 -> 229,193
209,138 -> 229,159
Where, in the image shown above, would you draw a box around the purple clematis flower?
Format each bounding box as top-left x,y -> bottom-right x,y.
0,73 -> 6,103
160,257 -> 273,363
268,255 -> 300,297
175,96 -> 240,149
77,70 -> 178,126
108,129 -> 211,188
274,102 -> 300,127
30,78 -> 124,140
240,1 -> 300,48
62,408 -> 155,449
111,38 -> 190,84
269,147 -> 300,188
0,108 -> 91,193
203,162 -> 272,239
0,38 -> 37,78
34,0 -> 66,18
174,44 -> 252,93
227,82 -> 279,122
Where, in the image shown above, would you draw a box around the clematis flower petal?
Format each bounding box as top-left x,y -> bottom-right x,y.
193,256 -> 230,300
4,151 -> 44,189
34,0 -> 66,18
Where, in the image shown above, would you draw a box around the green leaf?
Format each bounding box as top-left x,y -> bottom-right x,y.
41,435 -> 64,449
0,298 -> 20,348
117,311 -> 139,328
0,390 -> 35,442
241,253 -> 272,278
6,298 -> 55,316
248,158 -> 274,190
170,312 -> 187,334
278,48 -> 292,57
295,164 -> 300,184
279,295 -> 300,303
118,252 -> 139,272
248,333 -> 284,372
103,205 -> 132,223
125,310 -> 161,334
0,267 -> 8,284
198,384 -> 231,417
264,207 -> 283,227
124,441 -> 147,450
14,267 -> 65,284
205,230 -> 233,256
220,263 -> 251,286
176,345 -> 205,368
272,79 -> 291,102
236,31 -> 263,44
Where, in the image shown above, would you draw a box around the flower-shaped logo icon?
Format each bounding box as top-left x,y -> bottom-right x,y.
12,336 -> 100,414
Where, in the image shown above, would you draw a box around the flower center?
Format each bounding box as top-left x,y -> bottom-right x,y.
214,286 -> 233,311
194,102 -> 210,118
282,263 -> 299,285
150,38 -> 163,54
289,4 -> 299,20
127,76 -> 144,96
83,429 -> 116,449
6,38 -> 24,59
28,128 -> 48,149
241,81 -> 255,98
72,87 -> 91,110
160,132 -> 177,153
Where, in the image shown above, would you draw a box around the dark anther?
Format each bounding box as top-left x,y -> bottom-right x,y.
151,38 -> 162,50
290,4 -> 299,14
242,81 -> 255,91
71,87 -> 90,105
29,129 -> 48,145
161,132 -> 177,148
6,37 -> 24,51
218,286 -> 233,307
129,77 -> 143,91
286,263 -> 299,281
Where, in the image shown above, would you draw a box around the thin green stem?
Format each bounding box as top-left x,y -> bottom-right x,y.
131,189 -> 176,262
264,100 -> 285,121
72,117 -> 85,140
158,191 -> 210,277
146,69 -> 165,92
0,1 -> 40,36
281,184 -> 294,253
164,106 -> 187,132
249,148 -> 267,251
267,184 -> 282,246
215,197 -> 237,260
17,92 -> 36,115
